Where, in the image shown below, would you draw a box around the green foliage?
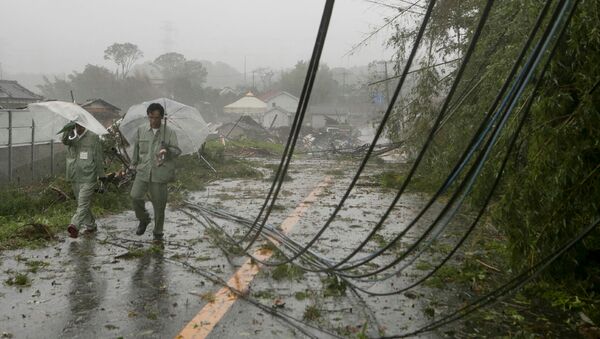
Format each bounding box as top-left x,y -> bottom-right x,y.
38,64 -> 160,111
154,52 -> 208,105
0,150 -> 260,250
385,0 -> 600,322
322,275 -> 347,297
225,139 -> 286,156
377,170 -> 438,193
253,289 -> 276,299
117,245 -> 163,260
25,260 -> 49,273
492,0 -> 600,284
5,273 -> 30,287
173,152 -> 261,203
294,291 -> 309,301
271,263 -> 305,281
103,42 -> 143,79
277,61 -> 340,104
303,304 -> 322,322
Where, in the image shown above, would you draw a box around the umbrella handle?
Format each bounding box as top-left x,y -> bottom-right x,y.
68,128 -> 79,140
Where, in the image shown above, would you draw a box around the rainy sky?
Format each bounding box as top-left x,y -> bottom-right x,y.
0,0 -> 397,75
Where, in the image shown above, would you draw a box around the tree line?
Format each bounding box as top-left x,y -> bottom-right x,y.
38,42 -> 377,122
384,0 -> 599,319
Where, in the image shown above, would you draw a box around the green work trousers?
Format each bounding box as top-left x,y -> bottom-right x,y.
130,178 -> 168,237
71,182 -> 97,230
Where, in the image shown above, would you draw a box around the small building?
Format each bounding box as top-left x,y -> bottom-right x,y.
223,91 -> 267,122
0,80 -> 43,109
80,98 -> 121,127
307,104 -> 349,129
258,90 -> 299,113
311,114 -> 348,129
262,106 -> 292,129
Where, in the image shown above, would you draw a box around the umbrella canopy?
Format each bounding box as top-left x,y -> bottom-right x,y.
28,101 -> 109,136
119,98 -> 209,155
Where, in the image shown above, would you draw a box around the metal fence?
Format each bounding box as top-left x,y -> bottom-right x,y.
0,109 -> 65,186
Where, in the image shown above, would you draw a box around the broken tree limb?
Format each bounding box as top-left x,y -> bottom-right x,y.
475,258 -> 502,273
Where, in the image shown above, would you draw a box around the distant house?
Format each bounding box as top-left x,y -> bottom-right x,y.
0,80 -> 43,109
311,114 -> 348,129
223,91 -> 267,122
307,104 -> 349,129
80,98 -> 121,127
262,106 -> 292,129
258,90 -> 299,113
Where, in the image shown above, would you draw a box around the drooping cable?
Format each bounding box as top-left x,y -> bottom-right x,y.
238,0 -> 335,249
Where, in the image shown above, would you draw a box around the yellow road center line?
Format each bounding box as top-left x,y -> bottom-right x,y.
177,176 -> 333,339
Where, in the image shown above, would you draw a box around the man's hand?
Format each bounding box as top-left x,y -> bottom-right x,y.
156,148 -> 168,166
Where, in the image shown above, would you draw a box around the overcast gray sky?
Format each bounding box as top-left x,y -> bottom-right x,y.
0,0 -> 398,75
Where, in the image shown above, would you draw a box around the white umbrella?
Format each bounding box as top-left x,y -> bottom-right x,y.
119,98 -> 209,155
28,101 -> 109,136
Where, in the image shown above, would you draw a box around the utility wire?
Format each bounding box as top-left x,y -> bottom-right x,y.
239,0 -> 335,248
345,0 -> 425,57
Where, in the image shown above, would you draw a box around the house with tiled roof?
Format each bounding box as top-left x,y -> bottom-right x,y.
80,98 -> 121,127
258,90 -> 299,113
0,80 -> 43,109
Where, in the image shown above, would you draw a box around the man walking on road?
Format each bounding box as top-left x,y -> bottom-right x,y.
62,122 -> 105,238
130,103 -> 181,243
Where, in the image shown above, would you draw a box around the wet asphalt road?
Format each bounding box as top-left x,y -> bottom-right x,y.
0,159 -> 448,338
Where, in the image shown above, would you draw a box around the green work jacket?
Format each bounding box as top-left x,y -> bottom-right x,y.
62,130 -> 104,183
131,125 -> 181,183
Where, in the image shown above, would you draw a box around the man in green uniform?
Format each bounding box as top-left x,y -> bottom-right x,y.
130,103 -> 181,243
62,122 -> 105,238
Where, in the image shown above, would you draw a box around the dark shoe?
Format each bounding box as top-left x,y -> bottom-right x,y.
136,219 -> 150,236
67,224 -> 78,238
152,234 -> 163,244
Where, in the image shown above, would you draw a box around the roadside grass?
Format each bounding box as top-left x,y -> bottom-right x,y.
321,275 -> 347,298
303,304 -> 322,322
225,139 -> 286,155
271,263 -> 305,281
253,289 -> 276,299
294,290 -> 309,301
170,145 -> 262,204
0,142 -> 262,251
375,168 -> 598,336
4,272 -> 30,287
115,245 -> 163,260
203,138 -> 287,159
25,260 -> 49,273
377,170 -> 439,193
418,221 -> 597,337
